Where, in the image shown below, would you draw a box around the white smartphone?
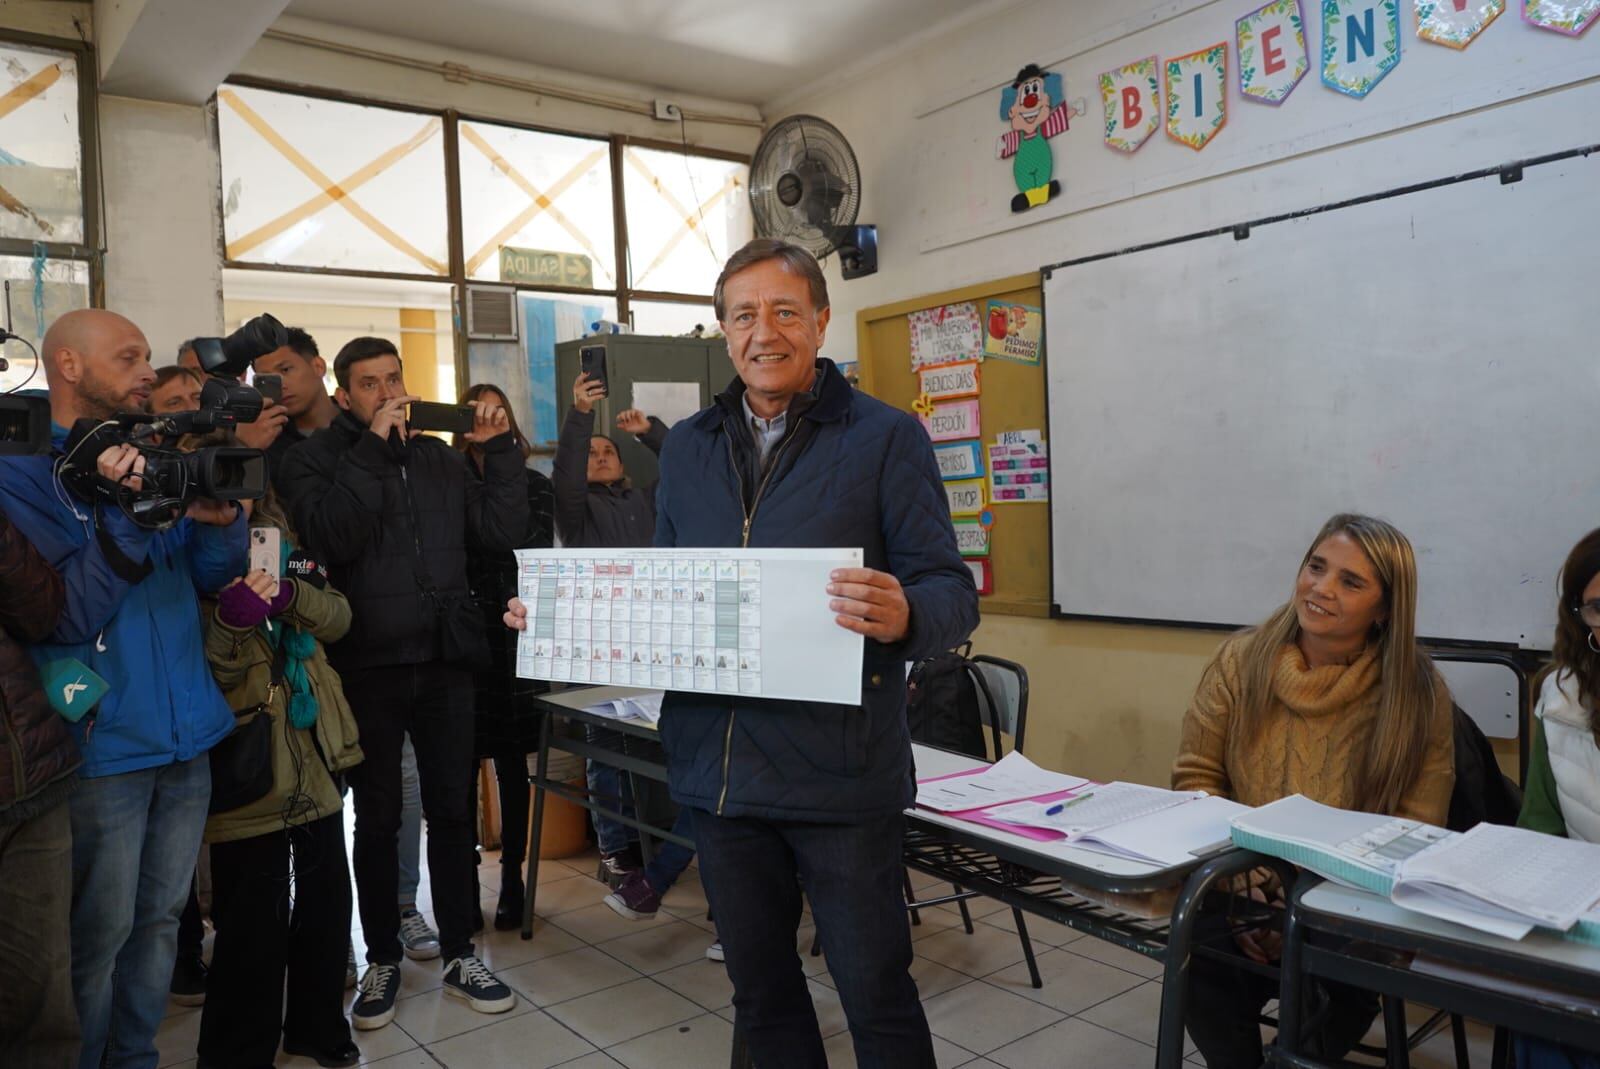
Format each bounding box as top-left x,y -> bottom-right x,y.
248,527 -> 281,581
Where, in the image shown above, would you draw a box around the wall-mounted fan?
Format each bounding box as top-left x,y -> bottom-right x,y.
749,114 -> 877,280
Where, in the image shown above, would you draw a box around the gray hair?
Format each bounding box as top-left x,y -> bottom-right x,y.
713,239 -> 830,322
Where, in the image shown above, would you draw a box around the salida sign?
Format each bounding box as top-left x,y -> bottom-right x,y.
499,246 -> 595,288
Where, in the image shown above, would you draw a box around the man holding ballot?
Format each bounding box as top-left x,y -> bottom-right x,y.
508,239 -> 977,1068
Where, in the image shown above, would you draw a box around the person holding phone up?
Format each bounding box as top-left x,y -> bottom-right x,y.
277,337 -> 528,1030
554,371 -> 670,883
195,490 -> 364,1069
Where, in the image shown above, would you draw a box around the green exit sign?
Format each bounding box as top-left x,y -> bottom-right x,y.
499,246 -> 595,288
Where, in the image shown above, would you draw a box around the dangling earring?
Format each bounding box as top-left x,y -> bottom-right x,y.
1588,632 -> 1600,655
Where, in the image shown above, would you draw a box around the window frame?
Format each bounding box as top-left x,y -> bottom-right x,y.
218,76 -> 751,392
0,28 -> 104,308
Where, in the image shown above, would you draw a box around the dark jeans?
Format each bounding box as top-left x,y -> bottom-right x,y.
199,813 -> 353,1066
176,874 -> 203,962
344,663 -> 478,964
643,806 -> 696,897
690,808 -> 933,1069
0,797 -> 79,1069
492,750 -> 530,866
1185,908 -> 1379,1069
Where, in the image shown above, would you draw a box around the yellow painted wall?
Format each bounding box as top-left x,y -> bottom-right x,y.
398,308 -> 443,401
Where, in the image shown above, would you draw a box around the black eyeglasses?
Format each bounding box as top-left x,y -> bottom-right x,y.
1573,600 -> 1600,628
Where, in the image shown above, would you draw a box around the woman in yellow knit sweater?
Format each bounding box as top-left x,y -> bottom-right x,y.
1173,513 -> 1455,1069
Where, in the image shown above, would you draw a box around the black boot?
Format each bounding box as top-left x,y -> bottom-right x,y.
495,863 -> 525,931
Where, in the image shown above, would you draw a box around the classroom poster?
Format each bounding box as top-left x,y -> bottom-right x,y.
933,440 -> 986,481
983,301 -> 1043,364
1238,0 -> 1310,104
967,559 -> 994,596
1322,1 -> 1403,98
920,398 -> 981,442
1416,0 -> 1504,47
1523,0 -> 1600,35
988,440 -> 1051,502
909,302 -> 984,369
952,518 -> 991,559
1099,56 -> 1161,153
1165,44 -> 1228,151
918,360 -> 981,401
945,478 -> 988,516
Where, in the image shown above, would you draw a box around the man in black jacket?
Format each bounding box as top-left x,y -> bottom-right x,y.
0,507 -> 80,1068
278,337 -> 528,1030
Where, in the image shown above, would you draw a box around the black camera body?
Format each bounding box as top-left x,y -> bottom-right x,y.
60,376 -> 269,529
190,314 -> 288,379
0,393 -> 51,456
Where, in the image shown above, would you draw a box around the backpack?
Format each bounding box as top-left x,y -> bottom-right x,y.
906,644 -> 998,760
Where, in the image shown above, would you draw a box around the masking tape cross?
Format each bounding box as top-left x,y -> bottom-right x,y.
623,148 -> 743,289
220,89 -> 446,275
459,124 -> 610,280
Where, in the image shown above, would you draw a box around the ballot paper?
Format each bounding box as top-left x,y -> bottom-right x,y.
914,751 -> 1089,812
582,691 -> 664,724
985,781 -> 1202,840
515,548 -> 864,705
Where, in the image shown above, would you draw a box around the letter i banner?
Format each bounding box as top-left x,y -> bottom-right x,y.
1322,0 -> 1402,98
1165,43 -> 1228,151
1239,0 -> 1310,104
1100,56 -> 1161,153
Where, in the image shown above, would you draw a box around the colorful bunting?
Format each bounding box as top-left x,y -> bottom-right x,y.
1523,0 -> 1600,34
1165,43 -> 1229,151
1100,56 -> 1162,153
1238,0 -> 1310,104
1322,1 -> 1403,98
1416,0 -> 1505,46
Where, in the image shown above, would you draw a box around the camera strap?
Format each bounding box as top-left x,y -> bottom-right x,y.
94,508 -> 153,584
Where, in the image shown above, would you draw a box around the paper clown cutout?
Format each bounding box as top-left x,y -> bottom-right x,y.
996,64 -> 1070,213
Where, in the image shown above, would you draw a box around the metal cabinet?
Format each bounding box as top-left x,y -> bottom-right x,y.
554,334 -> 736,487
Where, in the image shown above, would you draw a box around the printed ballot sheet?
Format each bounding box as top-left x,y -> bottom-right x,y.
514,548 -> 865,705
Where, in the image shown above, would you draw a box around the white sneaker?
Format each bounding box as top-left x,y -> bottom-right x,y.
399,908 -> 440,961
705,940 -> 725,962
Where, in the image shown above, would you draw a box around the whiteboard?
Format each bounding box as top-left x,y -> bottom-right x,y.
1045,149 -> 1599,648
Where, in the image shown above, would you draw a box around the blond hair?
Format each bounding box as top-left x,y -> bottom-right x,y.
1232,513 -> 1439,815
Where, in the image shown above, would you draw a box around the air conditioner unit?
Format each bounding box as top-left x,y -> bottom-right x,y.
465,284 -> 519,341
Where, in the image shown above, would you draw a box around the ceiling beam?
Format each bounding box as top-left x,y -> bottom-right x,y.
95,0 -> 290,104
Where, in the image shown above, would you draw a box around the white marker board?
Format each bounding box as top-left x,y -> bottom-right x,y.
1045,149 -> 1599,647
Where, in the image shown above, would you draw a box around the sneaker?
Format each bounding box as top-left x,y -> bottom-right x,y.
442,954 -> 515,1014
597,846 -> 642,888
169,955 -> 207,1006
398,908 -> 440,961
705,940 -> 725,963
351,963 -> 401,1030
604,870 -> 661,920
345,944 -> 357,991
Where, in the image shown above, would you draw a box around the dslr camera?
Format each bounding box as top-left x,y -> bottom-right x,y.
55,314 -> 289,529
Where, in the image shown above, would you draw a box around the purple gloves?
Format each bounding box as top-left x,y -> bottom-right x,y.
217,578 -> 295,629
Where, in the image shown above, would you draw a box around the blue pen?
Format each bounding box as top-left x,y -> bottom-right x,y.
1045,792 -> 1094,816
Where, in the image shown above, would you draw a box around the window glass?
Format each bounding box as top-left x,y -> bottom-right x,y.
0,253 -> 88,392
623,147 -> 750,296
219,86 -> 448,276
0,42 -> 83,243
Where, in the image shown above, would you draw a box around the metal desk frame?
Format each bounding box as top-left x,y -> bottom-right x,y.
1272,880 -> 1600,1068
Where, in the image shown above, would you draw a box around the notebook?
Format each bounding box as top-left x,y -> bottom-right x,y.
984,783 -> 1248,866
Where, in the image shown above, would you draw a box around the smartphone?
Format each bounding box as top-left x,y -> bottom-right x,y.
408,400 -> 476,435
248,526 -> 281,581
580,345 -> 608,397
254,374 -> 283,405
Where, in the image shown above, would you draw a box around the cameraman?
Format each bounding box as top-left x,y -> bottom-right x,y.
0,507 -> 80,1069
0,310 -> 247,1069
278,337 -> 528,1029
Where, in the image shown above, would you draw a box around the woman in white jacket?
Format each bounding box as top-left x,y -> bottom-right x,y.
1515,527 -> 1600,1069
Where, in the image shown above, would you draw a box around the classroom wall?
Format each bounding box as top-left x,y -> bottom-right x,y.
775,0 -> 1591,784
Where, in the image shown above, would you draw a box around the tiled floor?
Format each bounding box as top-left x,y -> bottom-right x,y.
156,843 -> 1497,1069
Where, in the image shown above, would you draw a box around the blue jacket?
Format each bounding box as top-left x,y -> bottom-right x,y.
654,359 -> 979,822
0,429 -> 246,778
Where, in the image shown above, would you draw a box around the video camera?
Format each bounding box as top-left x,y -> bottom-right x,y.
52,313 -> 291,529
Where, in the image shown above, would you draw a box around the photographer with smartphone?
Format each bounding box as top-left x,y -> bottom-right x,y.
0,310 -> 247,1069
277,337 -> 527,1029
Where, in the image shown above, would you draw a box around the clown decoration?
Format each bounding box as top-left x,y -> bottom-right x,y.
996,64 -> 1070,213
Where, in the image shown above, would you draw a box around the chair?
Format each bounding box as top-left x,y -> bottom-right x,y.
908,655 -> 1046,989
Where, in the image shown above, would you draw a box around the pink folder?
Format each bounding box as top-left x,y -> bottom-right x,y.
915,765 -> 1095,842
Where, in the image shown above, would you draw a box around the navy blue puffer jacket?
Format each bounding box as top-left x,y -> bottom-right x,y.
654,359 -> 978,822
